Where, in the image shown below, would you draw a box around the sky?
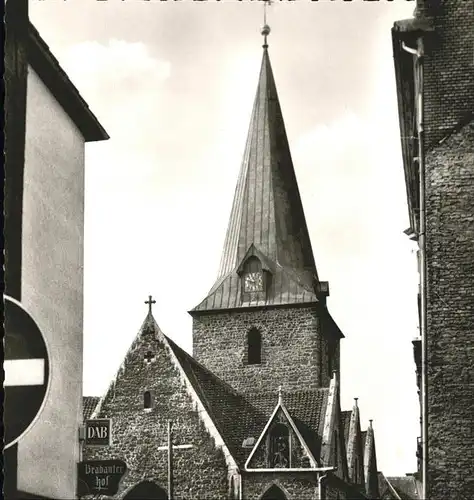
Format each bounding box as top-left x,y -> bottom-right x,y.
30,0 -> 419,476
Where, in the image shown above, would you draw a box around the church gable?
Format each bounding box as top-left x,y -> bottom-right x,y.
83,310 -> 234,499
245,396 -> 318,470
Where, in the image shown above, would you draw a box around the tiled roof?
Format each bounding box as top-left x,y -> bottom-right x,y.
386,476 -> 421,500
166,336 -> 328,465
83,396 -> 100,421
246,388 -> 329,463
192,45 -> 321,313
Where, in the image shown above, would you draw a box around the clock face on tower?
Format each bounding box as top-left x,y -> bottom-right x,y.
244,272 -> 264,292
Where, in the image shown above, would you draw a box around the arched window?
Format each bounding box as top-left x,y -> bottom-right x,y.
247,328 -> 262,365
261,484 -> 288,500
124,481 -> 168,500
269,424 -> 290,468
143,390 -> 153,409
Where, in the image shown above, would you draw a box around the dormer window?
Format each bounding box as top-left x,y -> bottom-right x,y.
242,256 -> 264,293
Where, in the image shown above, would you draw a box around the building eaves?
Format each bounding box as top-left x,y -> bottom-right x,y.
391,16 -> 435,236
386,475 -> 421,500
28,22 -> 108,142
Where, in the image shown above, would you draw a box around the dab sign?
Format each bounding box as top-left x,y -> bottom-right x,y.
85,419 -> 111,446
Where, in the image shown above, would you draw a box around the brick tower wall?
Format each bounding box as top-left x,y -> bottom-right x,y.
192,305 -> 337,395
420,1 -> 474,498
425,123 -> 474,500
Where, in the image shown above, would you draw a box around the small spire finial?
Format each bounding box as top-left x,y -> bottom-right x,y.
278,385 -> 283,404
354,397 -> 359,407
261,0 -> 272,48
369,419 -> 373,428
145,295 -> 156,314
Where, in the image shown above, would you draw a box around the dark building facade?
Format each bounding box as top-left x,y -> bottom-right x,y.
83,31 -> 382,500
392,0 -> 474,498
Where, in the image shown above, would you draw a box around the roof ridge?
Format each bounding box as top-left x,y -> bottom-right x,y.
165,335 -> 244,399
244,387 -> 329,398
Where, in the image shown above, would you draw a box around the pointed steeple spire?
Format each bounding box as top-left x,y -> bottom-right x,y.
192,28 -> 322,313
364,420 -> 380,499
346,398 -> 365,485
217,42 -> 317,282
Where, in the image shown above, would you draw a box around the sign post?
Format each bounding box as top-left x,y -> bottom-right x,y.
168,421 -> 173,500
4,296 -> 51,449
157,421 -> 193,500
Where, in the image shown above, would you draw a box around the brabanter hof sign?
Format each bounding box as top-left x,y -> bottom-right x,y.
77,459 -> 127,497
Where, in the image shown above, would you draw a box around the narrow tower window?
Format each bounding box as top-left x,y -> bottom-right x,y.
143,390 -> 153,410
269,424 -> 290,468
247,328 -> 262,365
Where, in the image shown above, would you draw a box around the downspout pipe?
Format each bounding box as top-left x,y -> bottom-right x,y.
402,38 -> 427,500
318,468 -> 337,500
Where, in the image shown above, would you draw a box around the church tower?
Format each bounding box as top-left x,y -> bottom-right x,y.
190,25 -> 343,395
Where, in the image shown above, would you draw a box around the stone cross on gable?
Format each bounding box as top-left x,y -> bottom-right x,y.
158,421 -> 193,500
145,295 -> 156,314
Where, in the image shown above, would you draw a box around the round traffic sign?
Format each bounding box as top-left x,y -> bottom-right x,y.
4,296 -> 51,449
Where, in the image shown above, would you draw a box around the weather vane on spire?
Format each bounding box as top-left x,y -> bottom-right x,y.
261,0 -> 272,49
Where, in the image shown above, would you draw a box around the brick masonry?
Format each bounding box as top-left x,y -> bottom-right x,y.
412,1 -> 474,498
241,474 -> 349,500
425,121 -> 474,500
192,305 -> 340,395
82,316 -> 357,500
417,0 -> 474,149
83,328 -> 230,499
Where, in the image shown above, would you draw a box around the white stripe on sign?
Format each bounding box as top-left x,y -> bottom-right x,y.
4,359 -> 45,387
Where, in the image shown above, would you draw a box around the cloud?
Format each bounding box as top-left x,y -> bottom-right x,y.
292,113 -> 382,260
58,39 -> 171,141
